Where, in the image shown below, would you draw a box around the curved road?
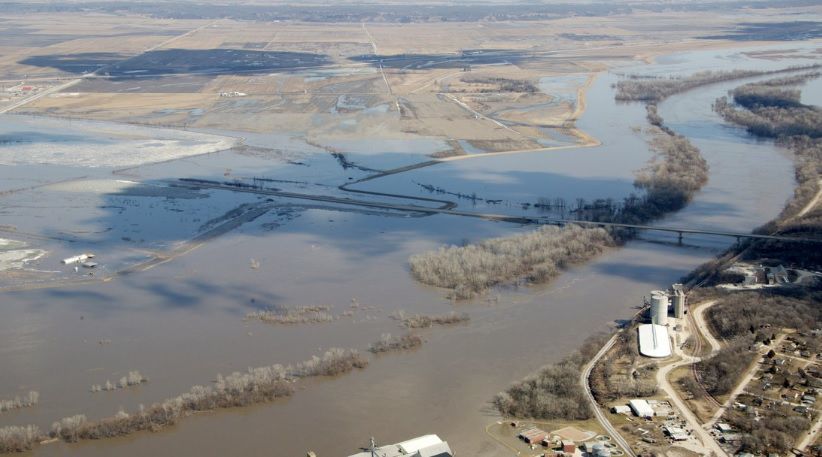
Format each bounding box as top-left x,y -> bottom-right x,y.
580,332 -> 637,457
657,310 -> 729,457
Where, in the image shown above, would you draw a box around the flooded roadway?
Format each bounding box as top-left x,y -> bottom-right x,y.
0,43 -> 814,456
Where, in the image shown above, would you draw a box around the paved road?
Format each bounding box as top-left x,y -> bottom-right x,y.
580,332 -> 637,457
691,300 -> 721,355
181,179 -> 822,244
796,407 -> 822,451
657,341 -> 729,457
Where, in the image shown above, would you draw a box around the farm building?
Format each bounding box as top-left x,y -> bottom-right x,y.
518,427 -> 548,445
629,399 -> 655,418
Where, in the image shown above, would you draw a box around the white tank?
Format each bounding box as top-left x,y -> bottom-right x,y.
650,291 -> 669,326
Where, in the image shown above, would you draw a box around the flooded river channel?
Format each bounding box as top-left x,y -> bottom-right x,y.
0,43 -> 815,456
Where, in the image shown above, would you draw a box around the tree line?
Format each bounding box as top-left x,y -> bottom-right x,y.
615,64 -> 820,102
0,348 -> 367,454
492,334 -> 607,420
0,391 -> 38,414
409,225 -> 614,299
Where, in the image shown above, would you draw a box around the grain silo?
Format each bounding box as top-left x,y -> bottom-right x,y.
650,291 -> 669,326
671,287 -> 686,319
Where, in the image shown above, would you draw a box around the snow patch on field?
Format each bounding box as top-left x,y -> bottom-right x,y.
0,115 -> 239,167
0,238 -> 46,271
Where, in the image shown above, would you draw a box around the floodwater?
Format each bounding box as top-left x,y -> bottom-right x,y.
0,43 -> 813,457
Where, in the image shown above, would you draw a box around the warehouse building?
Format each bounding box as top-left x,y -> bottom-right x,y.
629,399 -> 655,418
638,323 -> 672,358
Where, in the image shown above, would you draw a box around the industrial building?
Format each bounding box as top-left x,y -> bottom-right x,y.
638,323 -> 671,358
348,435 -> 453,457
629,399 -> 655,418
663,425 -> 689,441
611,405 -> 631,415
518,427 -> 548,445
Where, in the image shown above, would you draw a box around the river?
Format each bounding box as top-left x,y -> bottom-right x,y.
0,42 -> 813,456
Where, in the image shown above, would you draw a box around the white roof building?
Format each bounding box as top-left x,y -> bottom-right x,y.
348,435 -> 453,457
638,324 -> 672,358
611,405 -> 631,415
629,399 -> 655,418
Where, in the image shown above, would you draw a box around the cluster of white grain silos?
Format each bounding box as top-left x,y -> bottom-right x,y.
648,284 -> 687,325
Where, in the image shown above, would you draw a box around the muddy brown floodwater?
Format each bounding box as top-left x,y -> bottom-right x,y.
0,43 -> 813,456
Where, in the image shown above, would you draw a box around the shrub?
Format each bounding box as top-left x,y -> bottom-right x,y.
394,311 -> 470,328
91,371 -> 147,393
245,306 -> 335,324
369,333 -> 424,353
0,425 -> 41,453
0,391 -> 39,413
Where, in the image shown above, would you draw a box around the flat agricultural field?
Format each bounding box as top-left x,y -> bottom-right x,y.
0,8 -> 816,155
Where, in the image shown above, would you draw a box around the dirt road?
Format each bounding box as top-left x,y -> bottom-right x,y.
691,300 -> 721,355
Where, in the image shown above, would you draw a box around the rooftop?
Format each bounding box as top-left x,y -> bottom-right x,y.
638,324 -> 671,358
348,435 -> 453,457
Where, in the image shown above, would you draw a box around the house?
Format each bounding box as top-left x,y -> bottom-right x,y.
716,423 -> 732,433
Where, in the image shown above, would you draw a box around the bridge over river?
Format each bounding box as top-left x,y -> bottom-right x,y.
177,179 -> 822,245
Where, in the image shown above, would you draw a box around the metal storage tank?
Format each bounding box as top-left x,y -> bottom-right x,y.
650,291 -> 669,326
592,443 -> 611,457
